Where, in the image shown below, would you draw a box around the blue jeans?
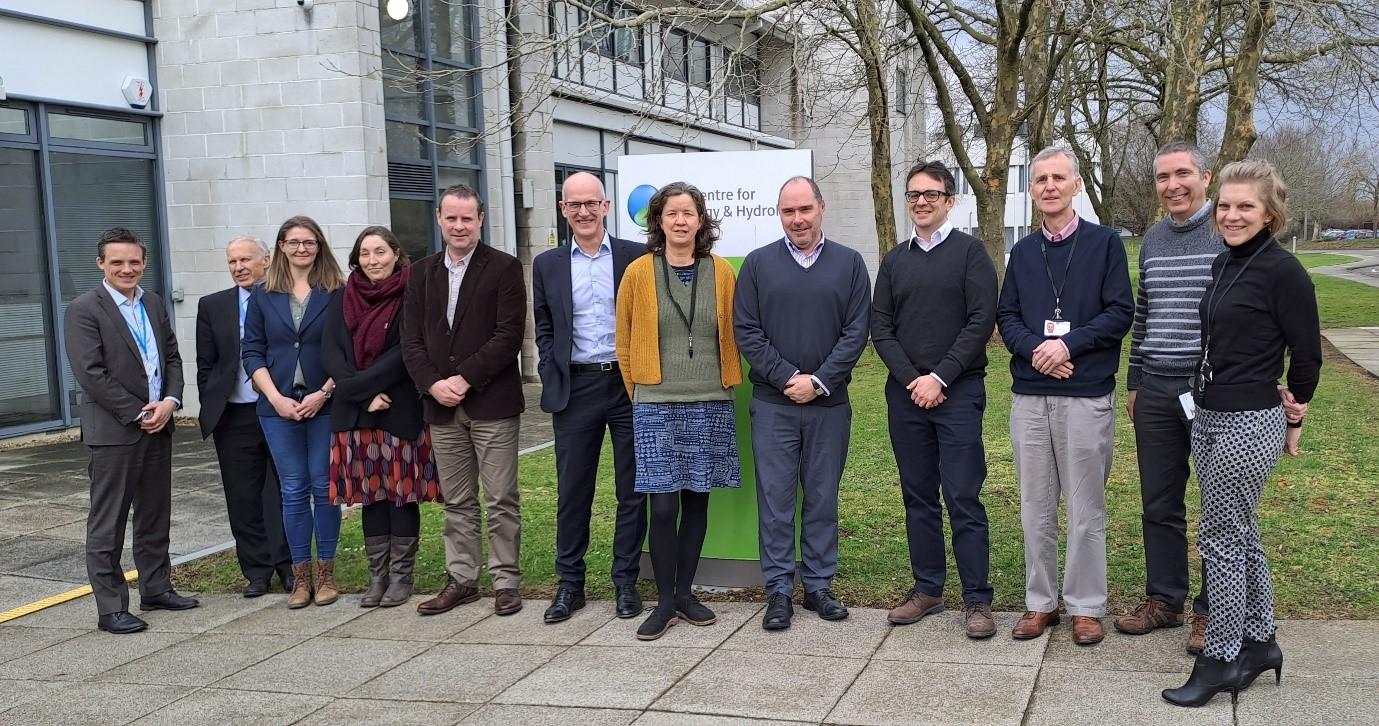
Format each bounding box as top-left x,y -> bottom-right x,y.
259,414 -> 339,563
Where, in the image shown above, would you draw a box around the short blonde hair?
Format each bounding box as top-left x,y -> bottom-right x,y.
1215,159 -> 1288,238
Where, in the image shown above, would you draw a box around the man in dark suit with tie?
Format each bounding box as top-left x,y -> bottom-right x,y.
64,228 -> 199,634
532,171 -> 648,623
403,184 -> 527,617
195,237 -> 292,597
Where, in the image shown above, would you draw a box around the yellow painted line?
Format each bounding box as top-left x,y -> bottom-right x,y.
0,569 -> 139,625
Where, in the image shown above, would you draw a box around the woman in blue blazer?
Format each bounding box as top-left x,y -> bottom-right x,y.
242,215 -> 345,609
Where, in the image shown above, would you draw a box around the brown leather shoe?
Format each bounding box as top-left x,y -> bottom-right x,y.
494,588 -> 523,616
287,561 -> 313,610
313,559 -> 338,607
1186,614 -> 1208,655
1071,616 -> 1105,645
1011,610 -> 1060,639
887,591 -> 945,625
1114,598 -> 1184,635
964,602 -> 997,639
417,577 -> 479,616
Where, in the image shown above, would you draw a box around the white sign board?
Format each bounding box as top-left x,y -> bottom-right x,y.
616,149 -> 813,258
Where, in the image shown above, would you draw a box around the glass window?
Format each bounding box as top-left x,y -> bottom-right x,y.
613,9 -> 641,63
432,70 -> 478,129
48,112 -> 146,146
381,0 -> 422,51
430,0 -> 476,64
895,69 -> 908,114
0,148 -> 60,428
663,31 -> 687,83
0,106 -> 28,136
727,54 -> 759,102
689,39 -> 711,88
437,167 -> 479,195
389,197 -> 435,263
435,129 -> 480,165
383,54 -> 426,121
386,121 -> 429,161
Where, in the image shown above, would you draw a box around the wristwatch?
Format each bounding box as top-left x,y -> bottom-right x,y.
320,388 -> 333,400
812,379 -> 825,397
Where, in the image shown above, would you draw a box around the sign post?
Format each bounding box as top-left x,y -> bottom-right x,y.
616,149 -> 813,586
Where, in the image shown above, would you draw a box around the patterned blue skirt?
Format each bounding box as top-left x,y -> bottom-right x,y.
632,401 -> 742,493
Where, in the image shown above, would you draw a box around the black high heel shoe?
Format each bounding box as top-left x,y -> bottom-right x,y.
1162,653 -> 1245,707
1239,635 -> 1284,689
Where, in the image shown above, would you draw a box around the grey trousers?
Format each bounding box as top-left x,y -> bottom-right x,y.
85,431 -> 174,616
749,398 -> 851,595
1011,392 -> 1116,617
430,407 -> 522,589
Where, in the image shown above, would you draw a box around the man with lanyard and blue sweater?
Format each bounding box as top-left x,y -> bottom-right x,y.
999,147 -> 1133,646
734,176 -> 871,631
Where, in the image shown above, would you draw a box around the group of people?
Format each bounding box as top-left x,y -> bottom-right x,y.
66,142 -> 1318,708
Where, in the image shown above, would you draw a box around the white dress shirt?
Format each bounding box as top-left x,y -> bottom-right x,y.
228,286 -> 258,403
444,247 -> 475,327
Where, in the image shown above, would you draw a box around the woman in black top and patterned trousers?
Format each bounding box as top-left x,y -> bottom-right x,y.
1163,159 -> 1321,707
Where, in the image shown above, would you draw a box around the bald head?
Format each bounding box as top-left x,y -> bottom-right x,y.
562,171 -> 606,198
560,172 -> 611,248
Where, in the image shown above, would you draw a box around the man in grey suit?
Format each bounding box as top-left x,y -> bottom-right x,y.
532,171 -> 647,623
64,228 -> 199,634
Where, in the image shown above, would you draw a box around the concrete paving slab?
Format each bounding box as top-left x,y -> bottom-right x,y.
0,629 -> 192,681
0,679 -> 64,717
653,649 -> 865,722
872,610 -> 1049,667
718,605 -> 890,659
1275,620 -> 1379,679
1235,674 -> 1379,725
297,698 -> 479,725
825,660 -> 1036,726
214,635 -> 431,696
14,547 -> 135,582
0,503 -> 87,536
460,704 -> 640,725
132,592 -> 279,632
448,598 -> 614,646
0,626 -> 86,665
131,687 -> 331,726
359,643 -> 565,703
1042,619 -> 1195,673
93,632 -> 307,686
1,594 -> 99,628
498,645 -> 711,710
0,535 -> 83,574
0,682 -> 190,726
328,596 -> 491,641
31,519 -> 119,544
578,602 -> 762,649
1023,666 -> 1232,726
635,714 -> 813,726
212,595 -> 372,635
0,574 -> 78,618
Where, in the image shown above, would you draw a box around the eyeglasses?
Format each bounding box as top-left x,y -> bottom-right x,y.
282,240 -> 319,250
905,190 -> 953,203
561,200 -> 607,212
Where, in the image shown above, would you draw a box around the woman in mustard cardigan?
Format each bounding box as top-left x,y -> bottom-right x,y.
615,181 -> 743,641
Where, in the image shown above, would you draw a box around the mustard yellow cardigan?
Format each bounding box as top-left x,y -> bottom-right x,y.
615,253 -> 742,400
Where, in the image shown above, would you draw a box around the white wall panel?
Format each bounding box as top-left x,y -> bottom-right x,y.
1,0 -> 146,36
0,18 -> 151,108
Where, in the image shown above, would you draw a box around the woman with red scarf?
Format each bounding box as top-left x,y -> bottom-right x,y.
323,226 -> 440,608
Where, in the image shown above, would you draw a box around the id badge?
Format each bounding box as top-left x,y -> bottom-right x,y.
1043,319 -> 1071,337
1178,391 -> 1196,420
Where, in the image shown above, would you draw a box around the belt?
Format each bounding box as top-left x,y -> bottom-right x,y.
571,361 -> 619,374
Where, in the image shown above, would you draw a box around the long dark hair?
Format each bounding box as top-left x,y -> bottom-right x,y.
644,181 -> 720,258
348,225 -> 411,270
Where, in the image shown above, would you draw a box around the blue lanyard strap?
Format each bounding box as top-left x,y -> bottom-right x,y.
128,300 -> 153,358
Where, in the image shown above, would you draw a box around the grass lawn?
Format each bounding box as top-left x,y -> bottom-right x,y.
175,259 -> 1379,618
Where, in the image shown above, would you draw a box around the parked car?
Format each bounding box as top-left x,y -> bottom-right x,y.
1322,229 -> 1346,240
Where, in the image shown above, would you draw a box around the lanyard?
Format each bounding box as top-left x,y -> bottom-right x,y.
660,256 -> 700,359
127,300 -> 154,360
1201,242 -> 1268,365
1039,226 -> 1080,319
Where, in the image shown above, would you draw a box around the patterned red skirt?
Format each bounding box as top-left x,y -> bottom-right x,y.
329,427 -> 442,507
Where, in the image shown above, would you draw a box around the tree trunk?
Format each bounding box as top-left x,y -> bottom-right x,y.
855,0 -> 898,255
1214,0 -> 1276,172
1156,0 -> 1209,146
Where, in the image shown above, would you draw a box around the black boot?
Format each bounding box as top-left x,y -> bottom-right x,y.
1239,636 -> 1284,690
1162,653 -> 1244,707
360,536 -> 391,608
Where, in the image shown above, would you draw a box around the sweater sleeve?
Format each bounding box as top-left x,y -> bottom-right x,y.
997,249 -> 1041,360
931,242 -> 998,386
1126,241 -> 1149,390
1276,257 -> 1322,403
1059,232 -> 1134,358
870,251 -> 921,384
813,251 -> 873,392
732,252 -> 798,390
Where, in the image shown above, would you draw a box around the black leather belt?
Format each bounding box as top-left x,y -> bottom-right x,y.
571,361 -> 619,374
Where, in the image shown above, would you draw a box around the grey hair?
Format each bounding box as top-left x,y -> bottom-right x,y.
227,236 -> 271,257
1155,141 -> 1211,176
778,175 -> 824,204
1030,146 -> 1080,178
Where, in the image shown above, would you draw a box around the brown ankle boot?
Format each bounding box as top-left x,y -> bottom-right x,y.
314,559 -> 338,606
287,562 -> 313,609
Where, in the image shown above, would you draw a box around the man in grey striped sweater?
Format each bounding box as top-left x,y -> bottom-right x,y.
1116,142 -> 1218,652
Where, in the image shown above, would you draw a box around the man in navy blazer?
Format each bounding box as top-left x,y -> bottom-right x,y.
532,171 -> 647,623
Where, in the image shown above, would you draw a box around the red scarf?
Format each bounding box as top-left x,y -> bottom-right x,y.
343,265 -> 409,369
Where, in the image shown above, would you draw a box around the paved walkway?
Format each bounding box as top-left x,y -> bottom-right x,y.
1310,248 -> 1379,289
1311,250 -> 1379,378
1,594 -> 1376,725
0,384 -> 551,617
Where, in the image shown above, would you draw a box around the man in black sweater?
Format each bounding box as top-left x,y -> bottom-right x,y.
998,146 -> 1133,646
734,176 -> 871,631
872,161 -> 999,639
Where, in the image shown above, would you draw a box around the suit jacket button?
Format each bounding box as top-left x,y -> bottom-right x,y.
448,355 -> 456,362
293,342 -> 299,349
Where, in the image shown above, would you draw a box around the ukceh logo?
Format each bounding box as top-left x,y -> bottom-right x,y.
627,184 -> 657,229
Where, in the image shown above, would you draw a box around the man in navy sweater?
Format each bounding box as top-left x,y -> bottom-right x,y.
872,161 -> 1000,639
999,146 -> 1133,646
734,176 -> 871,631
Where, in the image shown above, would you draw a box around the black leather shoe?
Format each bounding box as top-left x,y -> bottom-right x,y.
278,568 -> 295,593
242,580 -> 270,598
615,584 -> 643,619
1162,653 -> 1244,707
762,592 -> 794,631
139,590 -> 200,612
97,611 -> 148,634
543,585 -> 586,624
804,588 -> 849,621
